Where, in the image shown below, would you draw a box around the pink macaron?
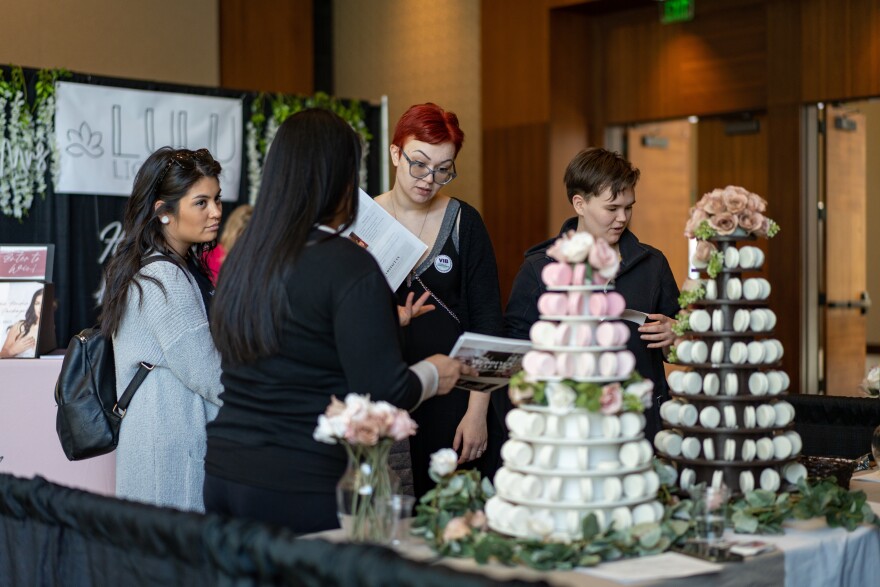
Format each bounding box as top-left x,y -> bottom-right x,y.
556,353 -> 576,378
573,324 -> 593,346
588,293 -> 608,316
574,353 -> 597,377
554,323 -> 573,346
614,322 -> 631,345
541,262 -> 573,287
616,350 -> 637,377
595,322 -> 618,347
568,292 -> 585,315
523,351 -> 556,377
538,293 -> 568,316
598,352 -> 618,377
605,292 -> 626,317
571,263 -> 587,286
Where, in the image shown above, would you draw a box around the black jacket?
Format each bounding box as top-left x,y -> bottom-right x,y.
504,218 -> 680,437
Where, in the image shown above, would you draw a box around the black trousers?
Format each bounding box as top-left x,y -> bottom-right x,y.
203,473 -> 338,535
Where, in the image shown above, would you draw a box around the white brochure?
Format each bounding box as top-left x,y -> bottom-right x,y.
340,189 -> 427,291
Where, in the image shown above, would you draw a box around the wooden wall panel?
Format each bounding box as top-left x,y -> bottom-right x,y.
483,124 -> 550,305
600,0 -> 767,124
548,9 -> 592,235
481,0 -> 549,129
219,0 -> 313,93
802,0 -> 880,102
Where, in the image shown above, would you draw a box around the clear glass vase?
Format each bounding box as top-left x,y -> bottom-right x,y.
336,440 -> 400,542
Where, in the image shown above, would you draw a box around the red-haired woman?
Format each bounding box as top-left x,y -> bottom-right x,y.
375,103 -> 504,498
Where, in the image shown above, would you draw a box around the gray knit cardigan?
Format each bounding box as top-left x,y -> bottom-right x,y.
112,260 -> 223,512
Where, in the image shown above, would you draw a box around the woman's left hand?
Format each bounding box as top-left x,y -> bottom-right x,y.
398,291 -> 436,327
453,410 -> 488,464
639,313 -> 677,349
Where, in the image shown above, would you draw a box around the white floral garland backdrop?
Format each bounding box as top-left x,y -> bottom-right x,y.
245,92 -> 372,204
0,67 -> 68,220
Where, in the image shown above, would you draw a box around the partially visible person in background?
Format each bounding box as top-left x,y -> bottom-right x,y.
205,204 -> 253,283
0,288 -> 43,358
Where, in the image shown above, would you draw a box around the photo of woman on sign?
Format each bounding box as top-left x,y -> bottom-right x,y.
0,284 -> 44,359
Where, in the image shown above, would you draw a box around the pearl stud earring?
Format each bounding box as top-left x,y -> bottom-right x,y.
160,216 -> 170,225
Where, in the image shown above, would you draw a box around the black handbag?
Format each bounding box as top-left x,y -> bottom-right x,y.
54,327 -> 154,461
54,256 -> 174,461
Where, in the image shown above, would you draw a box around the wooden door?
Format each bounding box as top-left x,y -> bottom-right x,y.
626,119 -> 693,286
823,105 -> 867,396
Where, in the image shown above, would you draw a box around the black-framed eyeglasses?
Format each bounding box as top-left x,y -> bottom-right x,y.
400,150 -> 457,185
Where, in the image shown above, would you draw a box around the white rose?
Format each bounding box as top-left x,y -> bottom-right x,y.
546,382 -> 577,413
313,415 -> 339,445
867,366 -> 880,390
430,448 -> 459,478
527,511 -> 555,538
559,231 -> 594,263
625,380 -> 655,408
343,393 -> 371,421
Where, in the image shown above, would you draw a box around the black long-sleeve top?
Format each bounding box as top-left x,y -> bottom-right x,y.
205,230 -> 423,494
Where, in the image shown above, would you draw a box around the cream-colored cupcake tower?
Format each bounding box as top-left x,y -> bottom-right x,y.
656,236 -> 807,494
486,234 -> 662,541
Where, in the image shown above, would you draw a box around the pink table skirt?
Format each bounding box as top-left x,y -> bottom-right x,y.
0,358 -> 115,496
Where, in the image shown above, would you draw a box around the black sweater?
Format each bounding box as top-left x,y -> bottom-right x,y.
504,219 -> 679,412
205,231 -> 423,494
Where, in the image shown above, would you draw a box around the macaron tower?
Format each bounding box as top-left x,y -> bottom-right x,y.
657,186 -> 805,495
485,230 -> 662,542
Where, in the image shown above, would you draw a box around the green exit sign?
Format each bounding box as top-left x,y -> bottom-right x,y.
661,0 -> 694,24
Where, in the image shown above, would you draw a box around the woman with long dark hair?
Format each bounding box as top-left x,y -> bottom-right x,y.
204,109 -> 473,533
101,147 -> 224,512
0,288 -> 43,358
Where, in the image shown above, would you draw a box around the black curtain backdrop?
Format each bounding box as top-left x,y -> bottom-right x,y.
0,474 -> 548,587
0,66 -> 382,347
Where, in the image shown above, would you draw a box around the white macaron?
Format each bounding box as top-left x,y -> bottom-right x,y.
690,310 -> 711,333
705,280 -> 718,300
703,437 -> 716,460
729,341 -> 748,364
724,405 -> 738,428
691,341 -> 709,364
679,403 -> 699,427
699,406 -> 721,429
683,372 -> 703,395
760,468 -> 781,491
712,309 -> 724,332
743,405 -> 757,428
773,436 -> 793,460
756,438 -> 775,461
704,372 -> 721,396
725,372 -> 739,396
741,438 -> 757,461
711,341 -> 725,365
739,470 -> 755,492
724,246 -> 740,269
682,436 -> 701,459
733,309 -> 751,333
724,438 -> 737,461
749,372 -> 769,396
667,370 -> 685,393
726,278 -> 743,301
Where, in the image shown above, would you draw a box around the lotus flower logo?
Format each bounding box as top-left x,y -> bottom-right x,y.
66,122 -> 104,158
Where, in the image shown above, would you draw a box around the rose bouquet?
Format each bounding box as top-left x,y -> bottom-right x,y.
508,373 -> 654,414
545,230 -> 620,283
314,394 -> 418,541
685,186 -> 780,241
860,366 -> 880,398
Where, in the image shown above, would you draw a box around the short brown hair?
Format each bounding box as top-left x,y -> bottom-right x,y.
564,147 -> 640,203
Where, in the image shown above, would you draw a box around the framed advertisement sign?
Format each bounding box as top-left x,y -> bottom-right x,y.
0,281 -> 56,358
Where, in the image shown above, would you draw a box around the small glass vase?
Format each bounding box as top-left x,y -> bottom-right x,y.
336,440 -> 400,543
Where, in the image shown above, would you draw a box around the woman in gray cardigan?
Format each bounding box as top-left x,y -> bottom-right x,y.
100,147 -> 224,512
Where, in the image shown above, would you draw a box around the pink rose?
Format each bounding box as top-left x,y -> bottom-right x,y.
747,193 -> 767,213
701,190 -> 726,215
684,207 -> 709,238
708,212 -> 738,235
737,210 -> 764,233
388,410 -> 418,440
468,511 -> 488,530
326,396 -> 347,418
588,238 -> 620,279
722,187 -> 749,214
442,517 -> 472,542
599,382 -> 623,415
693,240 -> 717,264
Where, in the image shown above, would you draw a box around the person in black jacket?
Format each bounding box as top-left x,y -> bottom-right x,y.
505,147 -> 679,440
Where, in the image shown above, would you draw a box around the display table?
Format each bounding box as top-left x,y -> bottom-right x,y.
0,358 -> 115,496
308,503 -> 880,587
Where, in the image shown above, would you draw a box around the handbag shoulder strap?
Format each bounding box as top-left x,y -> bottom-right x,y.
113,361 -> 153,418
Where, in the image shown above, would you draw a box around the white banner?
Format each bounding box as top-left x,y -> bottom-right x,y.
54,81 -> 242,200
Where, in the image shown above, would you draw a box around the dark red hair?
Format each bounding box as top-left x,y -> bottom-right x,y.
391,103 -> 465,156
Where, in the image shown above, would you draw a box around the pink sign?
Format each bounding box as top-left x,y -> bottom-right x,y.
0,246 -> 53,280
